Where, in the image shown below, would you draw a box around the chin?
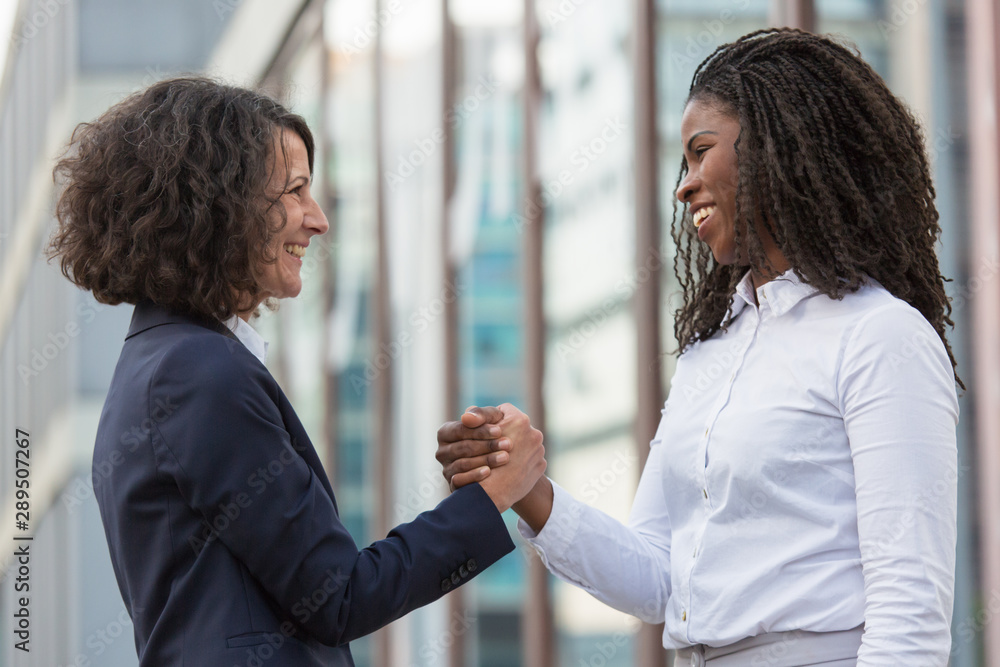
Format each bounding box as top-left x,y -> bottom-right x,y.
281,284 -> 303,299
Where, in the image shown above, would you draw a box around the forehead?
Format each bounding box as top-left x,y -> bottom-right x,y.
680,97 -> 738,138
271,128 -> 310,175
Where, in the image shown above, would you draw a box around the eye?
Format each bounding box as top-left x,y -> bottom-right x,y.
694,146 -> 710,158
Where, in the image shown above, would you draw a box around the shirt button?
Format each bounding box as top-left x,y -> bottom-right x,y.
682,610 -> 687,621
702,488 -> 708,499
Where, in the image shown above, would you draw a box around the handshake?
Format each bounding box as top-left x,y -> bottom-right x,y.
436,404 -> 553,531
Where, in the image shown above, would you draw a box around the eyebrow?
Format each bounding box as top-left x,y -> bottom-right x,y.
686,130 -> 718,152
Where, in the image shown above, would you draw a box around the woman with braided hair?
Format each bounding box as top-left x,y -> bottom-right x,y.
437,28 -> 960,665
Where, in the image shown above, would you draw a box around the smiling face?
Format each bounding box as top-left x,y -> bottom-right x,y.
247,128 -> 329,317
676,97 -> 743,265
676,97 -> 790,284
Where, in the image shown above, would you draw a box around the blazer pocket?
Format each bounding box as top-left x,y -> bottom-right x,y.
226,632 -> 273,648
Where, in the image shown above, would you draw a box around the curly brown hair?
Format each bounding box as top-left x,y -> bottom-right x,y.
47,76 -> 314,321
670,28 -> 963,389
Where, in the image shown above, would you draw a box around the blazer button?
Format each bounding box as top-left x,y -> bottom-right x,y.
459,564 -> 469,578
440,578 -> 452,592
467,558 -> 477,572
451,572 -> 461,586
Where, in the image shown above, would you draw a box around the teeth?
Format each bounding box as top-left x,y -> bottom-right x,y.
692,205 -> 716,228
284,244 -> 305,258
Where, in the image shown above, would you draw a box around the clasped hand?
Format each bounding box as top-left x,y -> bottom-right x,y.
436,404 -> 553,530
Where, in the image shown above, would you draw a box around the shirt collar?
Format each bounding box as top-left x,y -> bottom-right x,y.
728,268 -> 821,320
224,315 -> 269,364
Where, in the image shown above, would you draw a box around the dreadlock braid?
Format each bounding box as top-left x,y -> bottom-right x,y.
670,28 -> 963,389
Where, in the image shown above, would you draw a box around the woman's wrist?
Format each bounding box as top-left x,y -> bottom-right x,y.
512,476 -> 554,534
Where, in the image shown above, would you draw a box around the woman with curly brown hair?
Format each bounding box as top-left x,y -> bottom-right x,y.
48,76 -> 545,666
438,28 -> 960,666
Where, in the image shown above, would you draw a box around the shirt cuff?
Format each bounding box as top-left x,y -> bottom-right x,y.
516,479 -> 581,567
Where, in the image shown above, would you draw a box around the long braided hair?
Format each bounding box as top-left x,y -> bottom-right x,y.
670,28 -> 963,389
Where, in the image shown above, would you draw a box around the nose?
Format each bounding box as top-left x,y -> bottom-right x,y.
676,169 -> 700,204
305,199 -> 330,236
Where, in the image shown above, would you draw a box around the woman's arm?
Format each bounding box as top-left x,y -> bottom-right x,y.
151,336 -> 542,646
838,304 -> 959,665
438,405 -> 554,531
438,404 -> 673,623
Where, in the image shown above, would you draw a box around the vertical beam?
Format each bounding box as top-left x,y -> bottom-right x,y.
769,0 -> 816,32
441,1 -> 467,666
372,1 -> 394,665
522,1 -> 556,666
967,0 -> 1000,662
319,0 -> 340,478
632,0 -> 667,665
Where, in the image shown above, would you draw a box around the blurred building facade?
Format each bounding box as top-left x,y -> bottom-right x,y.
0,1 -> 997,666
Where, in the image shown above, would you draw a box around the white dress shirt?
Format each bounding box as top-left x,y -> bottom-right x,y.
223,315 -> 269,364
519,269 -> 959,665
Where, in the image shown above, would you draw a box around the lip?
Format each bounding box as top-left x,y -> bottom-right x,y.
696,209 -> 714,240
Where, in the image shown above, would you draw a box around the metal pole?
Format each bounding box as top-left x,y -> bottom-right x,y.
319,0 -> 340,480
522,1 -> 556,665
966,0 -> 1000,662
632,0 -> 668,664
441,1 -> 467,665
769,0 -> 816,31
373,1 -> 394,664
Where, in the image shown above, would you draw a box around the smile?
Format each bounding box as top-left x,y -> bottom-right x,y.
692,205 -> 716,228
283,244 -> 305,258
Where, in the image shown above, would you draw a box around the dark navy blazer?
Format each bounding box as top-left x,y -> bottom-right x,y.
93,302 -> 515,666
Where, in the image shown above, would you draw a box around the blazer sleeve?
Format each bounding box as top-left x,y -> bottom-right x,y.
147,334 -> 515,646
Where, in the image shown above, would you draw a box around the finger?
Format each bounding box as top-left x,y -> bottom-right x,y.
438,419 -> 502,444
436,438 -> 509,465
461,405 -> 504,428
450,467 -> 491,489
443,452 -> 509,479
